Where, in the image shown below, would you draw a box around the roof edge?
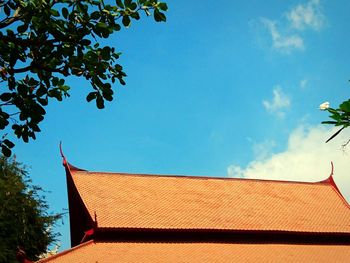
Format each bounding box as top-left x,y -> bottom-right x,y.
60,144 -> 96,246
319,162 -> 350,208
37,240 -> 94,262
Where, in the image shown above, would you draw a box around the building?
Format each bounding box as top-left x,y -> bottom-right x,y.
39,157 -> 350,262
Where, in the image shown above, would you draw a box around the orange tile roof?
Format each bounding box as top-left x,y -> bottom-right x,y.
67,166 -> 350,233
39,240 -> 350,263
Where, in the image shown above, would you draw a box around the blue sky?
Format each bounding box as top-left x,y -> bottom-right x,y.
11,0 -> 350,251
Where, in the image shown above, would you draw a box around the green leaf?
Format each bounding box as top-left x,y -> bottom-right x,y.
339,100 -> 350,113
116,0 -> 124,8
321,121 -> 338,125
59,85 -> 70,92
58,79 -> 65,86
122,15 -> 131,27
86,92 -> 97,102
158,2 -> 168,11
100,47 -> 111,60
102,88 -> 113,101
1,145 -> 11,157
81,39 -> 91,46
90,11 -> 100,20
119,78 -> 126,85
29,123 -> 41,132
0,93 -> 12,102
124,0 -> 132,7
62,7 -> 69,19
37,98 -> 48,106
329,113 -> 341,121
36,86 -> 47,97
50,9 -> 60,17
3,139 -> 15,149
154,9 -> 166,22
0,114 -> 9,129
96,95 -> 105,109
129,2 -> 137,10
22,133 -> 29,143
4,5 -> 10,16
52,77 -> 59,86
130,11 -> 140,20
17,24 -> 28,33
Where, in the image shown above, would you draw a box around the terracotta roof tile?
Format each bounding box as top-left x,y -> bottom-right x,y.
68,169 -> 350,233
39,240 -> 350,263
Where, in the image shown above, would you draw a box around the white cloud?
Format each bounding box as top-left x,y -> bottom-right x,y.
263,86 -> 291,118
261,18 -> 304,53
252,139 -> 276,161
259,0 -> 325,53
300,79 -> 308,89
286,0 -> 325,31
227,125 -> 350,202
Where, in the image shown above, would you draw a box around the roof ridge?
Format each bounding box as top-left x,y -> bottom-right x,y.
70,169 -> 332,186
60,146 -> 338,188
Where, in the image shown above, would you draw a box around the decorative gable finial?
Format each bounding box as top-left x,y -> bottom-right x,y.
59,141 -> 67,167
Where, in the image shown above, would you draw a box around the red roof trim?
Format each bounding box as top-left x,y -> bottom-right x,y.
319,162 -> 350,208
60,143 -> 86,171
66,162 -> 86,171
80,228 -> 95,244
61,150 -> 96,246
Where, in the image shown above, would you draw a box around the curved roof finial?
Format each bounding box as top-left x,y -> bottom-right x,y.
320,161 -> 349,205
330,161 -> 334,177
59,141 -> 67,167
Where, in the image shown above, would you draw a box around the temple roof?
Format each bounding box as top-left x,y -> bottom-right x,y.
67,163 -> 350,234
38,240 -> 350,263
38,158 -> 350,262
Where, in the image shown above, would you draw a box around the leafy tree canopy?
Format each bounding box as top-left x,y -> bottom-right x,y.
0,156 -> 61,262
0,0 -> 167,156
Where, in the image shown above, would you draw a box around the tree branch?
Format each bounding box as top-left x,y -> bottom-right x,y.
0,102 -> 13,107
341,139 -> 350,151
10,65 -> 32,74
10,63 -> 66,75
0,7 -> 21,29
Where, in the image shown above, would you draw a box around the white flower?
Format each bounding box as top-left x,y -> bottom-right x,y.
319,101 -> 330,110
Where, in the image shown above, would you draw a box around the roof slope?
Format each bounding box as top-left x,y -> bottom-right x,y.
39,240 -> 350,263
67,166 -> 350,233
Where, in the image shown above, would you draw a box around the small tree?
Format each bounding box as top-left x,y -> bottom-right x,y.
0,156 -> 61,262
0,0 -> 167,156
321,99 -> 350,144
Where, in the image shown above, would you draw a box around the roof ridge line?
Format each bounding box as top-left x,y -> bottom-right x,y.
71,169 -> 332,186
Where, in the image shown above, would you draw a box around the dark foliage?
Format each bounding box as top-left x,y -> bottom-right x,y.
0,156 -> 61,262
